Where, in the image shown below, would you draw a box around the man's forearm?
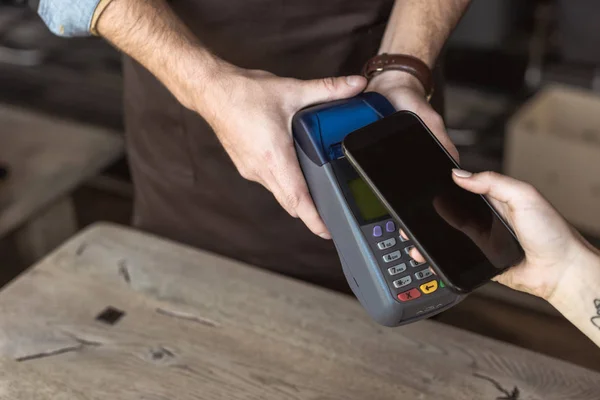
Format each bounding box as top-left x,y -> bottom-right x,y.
379,0 -> 471,68
97,0 -> 222,111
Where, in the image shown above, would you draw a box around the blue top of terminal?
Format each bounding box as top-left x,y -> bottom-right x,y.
292,92 -> 396,166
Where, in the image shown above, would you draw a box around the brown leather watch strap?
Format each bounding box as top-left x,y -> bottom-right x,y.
362,53 -> 434,100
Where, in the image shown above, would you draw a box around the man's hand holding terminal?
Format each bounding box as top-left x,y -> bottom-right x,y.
199,69 -> 367,240
97,0 -> 470,239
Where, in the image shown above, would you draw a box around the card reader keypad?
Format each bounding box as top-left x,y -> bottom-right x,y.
363,219 -> 450,307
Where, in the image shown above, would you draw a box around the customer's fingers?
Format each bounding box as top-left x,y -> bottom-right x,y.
452,169 -> 542,211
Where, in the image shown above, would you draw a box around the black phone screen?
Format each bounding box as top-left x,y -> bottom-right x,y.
343,111 -> 524,292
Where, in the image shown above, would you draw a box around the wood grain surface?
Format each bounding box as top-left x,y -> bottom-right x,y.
0,104 -> 123,237
0,223 -> 598,400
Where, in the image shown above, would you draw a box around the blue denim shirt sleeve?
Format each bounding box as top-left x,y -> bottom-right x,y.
37,0 -> 100,37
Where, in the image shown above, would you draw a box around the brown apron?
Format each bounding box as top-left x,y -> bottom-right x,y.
123,0 -> 443,292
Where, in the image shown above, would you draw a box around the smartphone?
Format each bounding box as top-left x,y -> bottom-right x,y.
342,110 -> 524,293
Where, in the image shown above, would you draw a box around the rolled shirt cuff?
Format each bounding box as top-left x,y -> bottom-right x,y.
37,0 -> 110,37
90,0 -> 115,36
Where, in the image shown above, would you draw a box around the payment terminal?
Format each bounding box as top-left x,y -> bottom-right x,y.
292,93 -> 464,326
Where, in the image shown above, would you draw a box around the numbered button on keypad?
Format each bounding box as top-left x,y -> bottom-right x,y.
377,238 -> 396,250
382,250 -> 401,263
387,263 -> 407,276
410,259 -> 425,267
415,268 -> 433,280
393,275 -> 412,289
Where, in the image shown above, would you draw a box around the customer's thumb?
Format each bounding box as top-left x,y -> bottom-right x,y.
452,169 -> 536,207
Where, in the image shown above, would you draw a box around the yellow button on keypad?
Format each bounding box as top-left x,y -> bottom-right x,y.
420,280 -> 438,294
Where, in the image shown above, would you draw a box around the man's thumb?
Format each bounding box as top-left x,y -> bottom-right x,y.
299,75 -> 367,107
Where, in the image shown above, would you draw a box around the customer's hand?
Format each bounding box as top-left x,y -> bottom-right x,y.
412,170 -> 597,300
196,66 -> 367,239
408,170 -> 600,347
431,191 -> 524,270
367,71 -> 459,162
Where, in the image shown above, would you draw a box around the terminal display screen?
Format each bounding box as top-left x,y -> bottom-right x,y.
348,177 -> 388,222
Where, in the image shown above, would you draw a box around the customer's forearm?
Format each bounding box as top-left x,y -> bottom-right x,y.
96,0 -> 222,111
379,0 -> 471,67
549,249 -> 600,347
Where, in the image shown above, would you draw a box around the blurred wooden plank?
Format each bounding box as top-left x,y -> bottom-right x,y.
0,66 -> 123,130
0,105 -> 123,267
0,104 -> 123,238
14,197 -> 77,265
0,357 -> 91,400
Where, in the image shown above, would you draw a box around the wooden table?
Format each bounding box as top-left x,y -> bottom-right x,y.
0,223 -> 598,399
0,104 -> 123,265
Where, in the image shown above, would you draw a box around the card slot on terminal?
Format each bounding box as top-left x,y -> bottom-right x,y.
328,143 -> 344,160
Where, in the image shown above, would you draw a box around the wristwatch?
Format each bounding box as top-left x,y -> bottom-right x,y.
362,53 -> 434,101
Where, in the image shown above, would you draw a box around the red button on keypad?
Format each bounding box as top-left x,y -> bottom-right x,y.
397,288 -> 421,302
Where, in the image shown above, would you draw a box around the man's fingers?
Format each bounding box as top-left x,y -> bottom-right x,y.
400,230 -> 426,264
260,171 -> 298,218
298,75 -> 367,107
409,247 -> 426,263
269,145 -> 331,239
399,229 -> 426,263
405,103 -> 459,163
295,191 -> 331,239
266,169 -> 331,239
452,169 -> 540,209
